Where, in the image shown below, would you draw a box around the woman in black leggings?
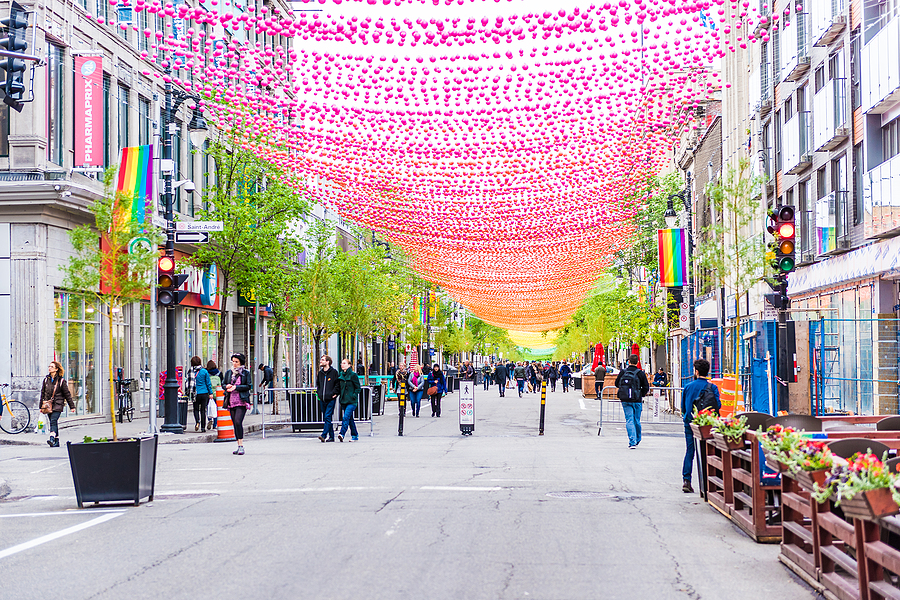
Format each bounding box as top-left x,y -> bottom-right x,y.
223,353 -> 252,455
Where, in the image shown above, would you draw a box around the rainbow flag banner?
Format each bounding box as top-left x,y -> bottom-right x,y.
657,228 -> 688,287
116,145 -> 154,225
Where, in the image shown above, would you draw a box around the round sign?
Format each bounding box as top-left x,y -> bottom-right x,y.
81,59 -> 97,76
128,236 -> 152,255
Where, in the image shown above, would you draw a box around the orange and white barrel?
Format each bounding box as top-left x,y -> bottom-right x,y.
215,390 -> 235,442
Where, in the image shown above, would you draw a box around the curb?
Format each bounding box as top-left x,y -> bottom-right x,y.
0,478 -> 10,500
0,421 -> 291,446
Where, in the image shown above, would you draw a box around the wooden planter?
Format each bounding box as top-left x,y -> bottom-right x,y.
763,450 -> 790,473
713,431 -> 746,451
838,488 -> 900,521
791,468 -> 829,492
691,423 -> 714,440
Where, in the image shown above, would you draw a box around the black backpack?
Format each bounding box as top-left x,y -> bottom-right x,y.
617,367 -> 643,401
693,381 -> 718,414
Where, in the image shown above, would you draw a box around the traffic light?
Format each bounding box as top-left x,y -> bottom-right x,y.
157,255 -> 189,307
0,2 -> 28,112
767,205 -> 796,277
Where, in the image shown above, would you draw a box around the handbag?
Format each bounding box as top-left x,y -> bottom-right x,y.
426,385 -> 438,396
41,378 -> 60,414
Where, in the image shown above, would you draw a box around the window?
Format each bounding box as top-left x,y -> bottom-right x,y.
0,106 -> 8,156
139,303 -> 152,409
118,84 -> 130,154
54,292 -> 101,416
188,143 -> 195,216
853,142 -> 863,225
48,45 -> 65,166
815,65 -> 826,92
798,180 -> 811,257
817,166 -> 828,199
850,33 -> 861,109
138,9 -> 149,51
784,97 -> 793,121
775,110 -> 783,171
173,121 -> 182,212
103,74 -> 111,167
200,311 -> 220,366
774,27 -> 781,79
762,122 -> 772,177
883,117 -> 900,161
183,308 -> 196,369
138,97 -> 151,146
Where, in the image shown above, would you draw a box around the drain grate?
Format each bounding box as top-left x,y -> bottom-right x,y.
546,491 -> 614,499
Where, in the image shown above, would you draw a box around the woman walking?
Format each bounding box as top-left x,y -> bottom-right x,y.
41,361 -> 75,448
409,365 -> 425,417
184,356 -> 213,432
207,360 -> 221,430
222,353 -> 252,455
548,362 -> 559,392
426,364 -> 447,417
337,358 -> 361,441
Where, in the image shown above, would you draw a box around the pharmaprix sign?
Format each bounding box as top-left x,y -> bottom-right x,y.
75,55 -> 103,168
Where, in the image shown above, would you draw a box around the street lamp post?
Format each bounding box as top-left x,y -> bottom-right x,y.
666,171 -> 694,334
159,68 -> 208,434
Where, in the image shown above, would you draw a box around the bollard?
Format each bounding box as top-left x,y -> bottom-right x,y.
539,380 -> 546,435
398,381 -> 406,436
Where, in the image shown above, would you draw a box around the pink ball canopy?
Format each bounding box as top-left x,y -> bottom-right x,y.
98,0 -> 754,331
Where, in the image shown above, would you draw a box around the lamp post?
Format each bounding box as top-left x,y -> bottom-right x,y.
159,68 -> 208,434
666,171 -> 694,334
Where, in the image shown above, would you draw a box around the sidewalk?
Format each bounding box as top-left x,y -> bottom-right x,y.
0,409 -> 291,446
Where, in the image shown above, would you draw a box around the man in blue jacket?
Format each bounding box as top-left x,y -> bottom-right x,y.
681,358 -> 721,493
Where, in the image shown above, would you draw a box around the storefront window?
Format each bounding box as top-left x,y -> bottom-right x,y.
111,306 -> 127,375
139,303 -> 152,408
200,311 -> 220,367
54,292 -> 100,415
183,307 -> 195,368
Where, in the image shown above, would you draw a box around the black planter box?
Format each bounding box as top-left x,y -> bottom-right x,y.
67,435 -> 158,508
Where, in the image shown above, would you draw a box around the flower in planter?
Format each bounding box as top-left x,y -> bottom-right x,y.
714,415 -> 748,442
813,451 -> 894,506
758,424 -> 804,467
692,408 -> 720,427
793,440 -> 834,472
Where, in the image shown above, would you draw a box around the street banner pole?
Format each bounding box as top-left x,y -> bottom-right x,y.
398,381 -> 406,436
459,379 -> 474,436
539,380 -> 546,435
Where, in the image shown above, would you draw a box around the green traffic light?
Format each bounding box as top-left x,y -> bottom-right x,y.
779,257 -> 795,272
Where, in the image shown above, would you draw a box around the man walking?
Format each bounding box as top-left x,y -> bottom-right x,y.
681,358 -> 721,493
316,356 -> 339,442
513,362 -> 527,397
615,354 -> 650,449
481,362 -> 492,391
559,360 -> 572,392
593,361 -> 607,400
258,363 -> 274,404
460,360 -> 475,381
493,361 -> 508,397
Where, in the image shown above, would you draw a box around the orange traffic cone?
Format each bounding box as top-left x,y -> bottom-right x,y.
216,390 -> 235,442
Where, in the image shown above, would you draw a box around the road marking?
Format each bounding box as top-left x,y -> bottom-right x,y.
30,463 -> 67,474
168,468 -> 229,471
419,486 -> 504,491
0,509 -> 126,518
0,511 -> 124,559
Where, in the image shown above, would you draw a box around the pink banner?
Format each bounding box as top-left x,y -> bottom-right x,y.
74,55 -> 103,167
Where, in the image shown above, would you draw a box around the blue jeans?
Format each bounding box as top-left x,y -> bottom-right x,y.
320,400 -> 336,440
339,404 -> 358,437
561,376 -> 571,391
497,380 -> 506,396
622,401 -> 642,446
683,424 -> 695,481
516,379 -> 525,395
483,376 -> 490,390
410,390 -> 423,416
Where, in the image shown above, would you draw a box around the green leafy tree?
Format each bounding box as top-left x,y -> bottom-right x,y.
62,168 -> 162,440
296,220 -> 338,371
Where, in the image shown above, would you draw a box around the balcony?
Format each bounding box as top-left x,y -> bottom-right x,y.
863,153 -> 900,238
862,17 -> 900,114
813,78 -> 850,152
784,13 -> 812,82
784,111 -> 813,175
811,0 -> 846,47
815,190 -> 852,255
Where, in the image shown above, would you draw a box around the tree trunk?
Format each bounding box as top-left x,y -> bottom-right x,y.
107,304 -> 118,441
217,280 -> 230,367
273,327 -> 282,386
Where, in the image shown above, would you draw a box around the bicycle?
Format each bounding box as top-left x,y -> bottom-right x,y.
115,378 -> 136,423
0,383 -> 31,434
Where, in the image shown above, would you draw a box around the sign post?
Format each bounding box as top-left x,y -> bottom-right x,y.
459,379 -> 474,436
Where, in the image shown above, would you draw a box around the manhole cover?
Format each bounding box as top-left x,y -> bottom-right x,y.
546,491 -> 614,499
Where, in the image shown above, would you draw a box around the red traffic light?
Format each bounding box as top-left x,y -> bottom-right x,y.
778,223 -> 795,238
158,256 -> 175,273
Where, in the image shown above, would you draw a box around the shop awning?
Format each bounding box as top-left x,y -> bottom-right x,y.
788,236 -> 900,296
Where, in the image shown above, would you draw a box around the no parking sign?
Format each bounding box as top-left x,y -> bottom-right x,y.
459,381 -> 475,436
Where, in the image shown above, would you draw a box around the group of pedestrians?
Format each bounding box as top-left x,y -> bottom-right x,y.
315,355 -> 362,442
478,359 -> 576,398
392,361 -> 449,417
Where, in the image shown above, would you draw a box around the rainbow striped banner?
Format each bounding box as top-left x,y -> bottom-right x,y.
657,228 -> 688,287
116,145 -> 154,226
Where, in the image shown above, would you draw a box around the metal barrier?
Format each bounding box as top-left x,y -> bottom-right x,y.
259,386 -> 375,438
596,386 -> 684,434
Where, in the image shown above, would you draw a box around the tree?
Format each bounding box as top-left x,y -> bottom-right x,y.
190,131 -> 310,363
62,169 -> 161,440
296,220 -> 338,376
696,157 -> 766,371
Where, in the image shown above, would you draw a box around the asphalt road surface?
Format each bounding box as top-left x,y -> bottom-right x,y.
0,384 -> 817,600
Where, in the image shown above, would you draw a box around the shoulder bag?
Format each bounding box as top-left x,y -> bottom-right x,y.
41,378 -> 59,414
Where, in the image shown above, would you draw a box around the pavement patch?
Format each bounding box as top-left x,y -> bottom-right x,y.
546,491 -> 647,500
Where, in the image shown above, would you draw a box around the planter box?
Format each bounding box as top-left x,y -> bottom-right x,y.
691,423 -> 714,440
838,487 -> 900,521
67,435 -> 158,508
713,431 -> 746,451
763,450 -> 790,473
790,468 -> 829,492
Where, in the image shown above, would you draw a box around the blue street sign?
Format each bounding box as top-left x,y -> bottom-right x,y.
388,340 -> 395,350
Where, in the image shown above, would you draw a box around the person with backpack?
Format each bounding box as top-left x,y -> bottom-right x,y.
680,358 -> 721,493
614,354 -> 650,449
559,360 -> 572,392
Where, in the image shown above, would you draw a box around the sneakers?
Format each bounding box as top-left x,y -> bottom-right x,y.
351,435 -> 358,441
682,480 -> 694,493
233,446 -> 245,455
338,434 -> 344,442
195,423 -> 200,432
318,435 -> 325,443
628,445 -> 637,450
47,437 -> 59,448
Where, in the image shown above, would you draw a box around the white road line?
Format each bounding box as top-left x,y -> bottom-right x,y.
419,486 -> 504,491
0,509 -> 126,518
30,462 -> 67,474
578,397 -> 586,410
0,512 -> 124,559
167,468 -> 229,471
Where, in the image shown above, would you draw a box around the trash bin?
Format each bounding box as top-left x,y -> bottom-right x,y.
446,376 -> 456,393
574,376 -> 582,391
178,398 -> 188,429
